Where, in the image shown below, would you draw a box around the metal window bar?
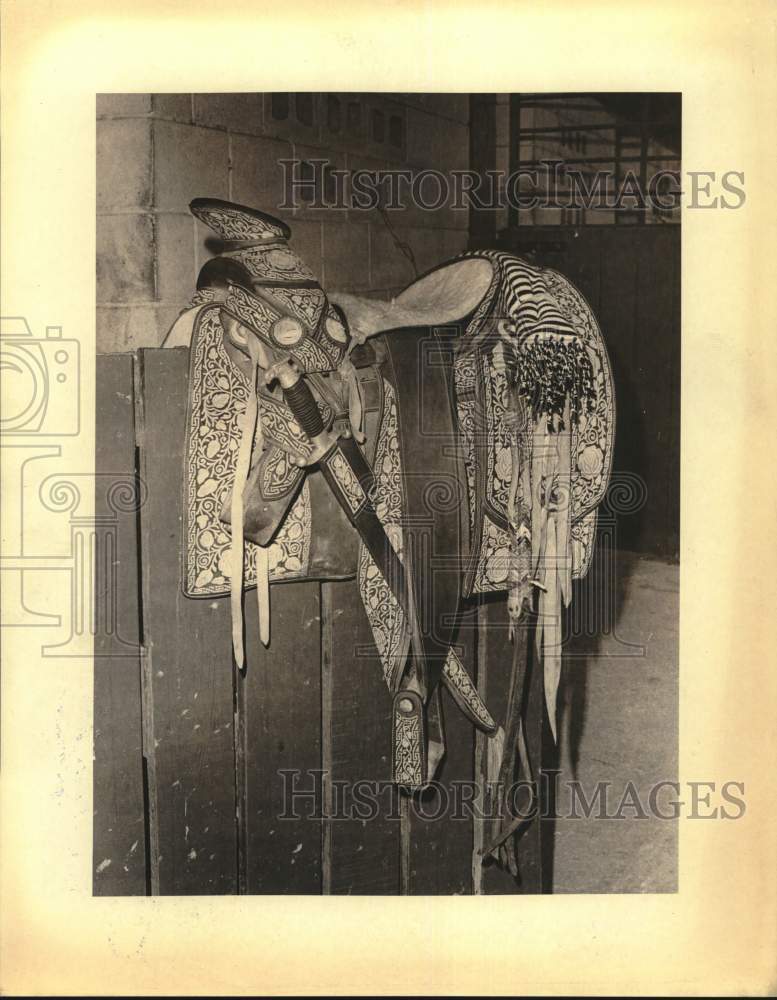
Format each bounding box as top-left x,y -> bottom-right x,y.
508,92 -> 679,226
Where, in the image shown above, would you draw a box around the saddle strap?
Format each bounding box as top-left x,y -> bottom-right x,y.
481,621 -> 535,876
337,358 -> 366,444
230,340 -> 271,669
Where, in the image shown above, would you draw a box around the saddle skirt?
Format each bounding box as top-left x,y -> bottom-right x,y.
181,302 -> 384,596
448,251 -> 614,594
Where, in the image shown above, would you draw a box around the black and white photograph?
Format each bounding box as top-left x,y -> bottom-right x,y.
2,3 -> 775,995
93,91 -> 680,896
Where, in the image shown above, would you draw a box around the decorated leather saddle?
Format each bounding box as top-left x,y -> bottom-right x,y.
164,198 -> 614,875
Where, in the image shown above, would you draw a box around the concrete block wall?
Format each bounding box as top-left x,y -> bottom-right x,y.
96,93 -> 470,352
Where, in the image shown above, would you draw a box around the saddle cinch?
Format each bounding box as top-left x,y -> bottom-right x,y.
164,198 -> 615,873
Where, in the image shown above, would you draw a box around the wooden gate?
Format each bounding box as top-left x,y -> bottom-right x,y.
93,348 -> 545,896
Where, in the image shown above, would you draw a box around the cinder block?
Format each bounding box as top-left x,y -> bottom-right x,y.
152,94 -> 193,122
193,93 -> 264,134
153,121 -> 229,212
315,93 -> 366,156
194,218 -> 220,273
97,94 -> 152,117
404,225 -> 447,276
96,214 -> 155,303
285,219 -> 323,279
291,143 -> 347,222
403,94 -> 469,124
409,168 -> 469,231
368,222 -> 423,291
97,307 -> 136,351
343,152 -> 408,225
321,222 -> 370,292
230,133 -> 294,219
97,305 -> 181,352
355,95 -> 408,162
97,119 -> 152,211
155,213 -> 198,305
262,93 -> 321,144
439,228 -> 469,260
406,107 -> 469,171
367,223 -> 468,298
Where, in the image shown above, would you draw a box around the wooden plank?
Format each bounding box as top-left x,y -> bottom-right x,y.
479,596 -> 543,894
240,580 -> 323,893
138,347 -> 238,894
406,602 -> 478,895
94,353 -> 147,896
323,579 -> 401,894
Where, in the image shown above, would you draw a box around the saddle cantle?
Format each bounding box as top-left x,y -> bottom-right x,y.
164,197 -> 615,872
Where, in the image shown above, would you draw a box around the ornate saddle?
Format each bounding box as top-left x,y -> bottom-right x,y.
164,198 -> 614,868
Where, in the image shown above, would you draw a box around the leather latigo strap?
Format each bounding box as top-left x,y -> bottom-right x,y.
377,326 -> 467,786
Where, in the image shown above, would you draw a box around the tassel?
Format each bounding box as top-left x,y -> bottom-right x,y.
337,358 -> 366,444
542,516 -> 562,742
230,338 -> 272,667
253,390 -> 270,648
230,350 -> 260,670
557,395 -> 573,608
486,726 -> 506,790
517,335 -> 596,424
506,384 -> 534,629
